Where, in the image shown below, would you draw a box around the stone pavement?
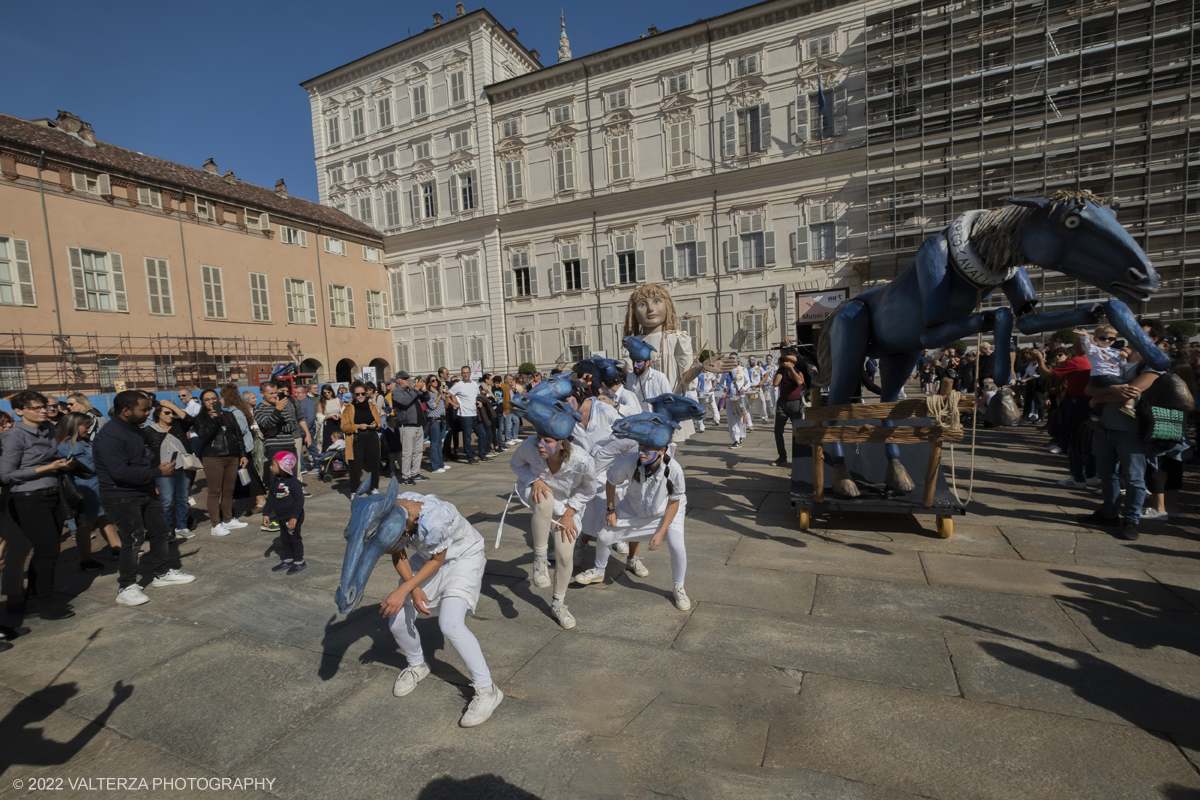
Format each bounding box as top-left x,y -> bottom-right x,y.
2,420 -> 1200,799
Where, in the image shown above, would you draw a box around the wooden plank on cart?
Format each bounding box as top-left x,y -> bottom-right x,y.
806,397 -> 974,422
794,425 -> 965,445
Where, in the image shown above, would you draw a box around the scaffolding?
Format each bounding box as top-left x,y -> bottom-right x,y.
863,0 -> 1199,332
0,331 -> 300,396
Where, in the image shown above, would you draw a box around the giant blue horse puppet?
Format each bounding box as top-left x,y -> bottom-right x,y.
817,190 -> 1169,497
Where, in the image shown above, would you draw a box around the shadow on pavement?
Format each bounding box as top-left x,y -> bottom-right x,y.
0,680 -> 133,773
417,774 -> 541,800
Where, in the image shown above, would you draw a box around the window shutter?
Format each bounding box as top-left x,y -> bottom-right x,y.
722,110 -> 737,159
836,221 -> 850,258
726,236 -> 740,271
758,102 -> 771,151
604,254 -> 617,287
346,287 -> 356,327
449,175 -> 459,213
634,249 -> 646,283
390,269 -> 406,312
110,252 -> 127,312
764,231 -> 777,267
71,172 -> 87,192
528,260 -> 539,296
145,259 -> 161,315
298,230 -> 307,247
834,86 -> 849,136
306,281 -> 317,324
809,204 -> 824,225
68,247 -> 86,309
409,189 -> 421,223
12,239 -> 35,306
137,186 -> 150,205
327,284 -> 336,321
260,212 -> 269,231
794,226 -> 810,263
662,246 -> 675,280
696,241 -> 708,275
503,268 -> 514,299
551,261 -> 563,294
795,94 -> 809,142
285,279 -> 296,323
97,174 -> 111,195
579,258 -> 591,291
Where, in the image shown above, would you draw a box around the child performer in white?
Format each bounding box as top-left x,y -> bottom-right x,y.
383,492 -> 501,727
509,397 -> 595,629
725,356 -> 752,447
574,414 -> 691,610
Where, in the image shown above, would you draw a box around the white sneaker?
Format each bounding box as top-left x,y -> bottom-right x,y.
613,540 -> 629,556
392,663 -> 431,697
573,567 -> 605,585
531,557 -> 551,588
1086,477 -> 1100,487
210,523 -> 230,537
673,585 -> 692,611
174,528 -> 195,540
460,684 -> 503,727
627,556 -> 649,578
443,465 -> 451,471
116,585 -> 150,606
552,602 -> 576,629
224,518 -> 248,529
434,467 -> 448,474
1057,478 -> 1087,489
151,569 -> 196,587
1048,445 -> 1063,454
1141,508 -> 1168,521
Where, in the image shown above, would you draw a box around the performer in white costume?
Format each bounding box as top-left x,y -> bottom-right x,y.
761,356 -> 778,420
747,357 -> 768,422
724,356 -> 752,447
684,376 -> 704,432
696,369 -> 720,426
383,492 -> 502,727
624,336 -> 672,412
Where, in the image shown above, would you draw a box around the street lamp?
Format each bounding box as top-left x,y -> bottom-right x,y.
769,291 -> 779,344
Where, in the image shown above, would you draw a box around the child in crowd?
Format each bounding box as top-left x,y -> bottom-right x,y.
381,415 -> 403,478
1075,324 -> 1135,430
263,452 -> 306,575
319,430 -> 346,461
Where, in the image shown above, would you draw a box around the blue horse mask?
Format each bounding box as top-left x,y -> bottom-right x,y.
646,393 -> 706,422
527,373 -> 574,400
576,357 -> 623,386
623,336 -> 657,363
335,475 -> 408,614
612,412 -> 680,449
512,395 -> 581,440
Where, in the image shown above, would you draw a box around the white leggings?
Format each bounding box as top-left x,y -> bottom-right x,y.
532,497 -> 576,600
389,595 -> 492,690
595,516 -> 687,586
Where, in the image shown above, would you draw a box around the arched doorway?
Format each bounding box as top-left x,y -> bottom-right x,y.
369,358 -> 389,380
300,358 -> 323,385
335,358 -> 356,383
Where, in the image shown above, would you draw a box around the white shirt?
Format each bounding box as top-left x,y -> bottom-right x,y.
748,365 -> 764,386
725,366 -> 751,398
626,368 -> 672,412
397,492 -> 484,562
509,438 -> 597,517
696,372 -> 717,396
608,453 -> 686,519
184,399 -> 202,417
448,380 -> 480,417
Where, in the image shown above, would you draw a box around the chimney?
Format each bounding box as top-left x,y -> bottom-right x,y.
455,2 -> 465,17
274,179 -> 288,198
433,12 -> 442,25
648,25 -> 660,35
509,27 -> 518,38
223,169 -> 236,183
55,111 -> 97,146
530,49 -> 540,61
203,158 -> 218,174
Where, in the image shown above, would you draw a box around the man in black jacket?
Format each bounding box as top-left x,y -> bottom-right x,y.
94,391 -> 197,608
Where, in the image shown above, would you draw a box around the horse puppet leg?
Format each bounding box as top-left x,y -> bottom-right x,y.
825,300 -> 873,498
1013,303 -> 1105,337
877,353 -> 922,493
1103,299 -> 1171,371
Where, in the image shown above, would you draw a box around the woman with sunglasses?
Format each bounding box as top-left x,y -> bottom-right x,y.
142,398 -> 196,541
0,391 -> 77,619
341,380 -> 382,493
317,384 -> 343,452
191,389 -> 249,536
424,376 -> 449,474
66,393 -> 107,438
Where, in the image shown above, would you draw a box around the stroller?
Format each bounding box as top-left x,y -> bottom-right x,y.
318,449 -> 348,483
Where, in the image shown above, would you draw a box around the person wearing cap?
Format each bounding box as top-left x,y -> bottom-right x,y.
382,490 -> 502,727
624,337 -> 672,413
263,452 -> 306,575
724,354 -> 752,447
573,413 -> 691,611
509,396 -> 595,629
390,372 -> 425,485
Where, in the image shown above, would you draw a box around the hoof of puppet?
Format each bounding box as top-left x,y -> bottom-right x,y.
832,465 -> 859,498
886,459 -> 915,493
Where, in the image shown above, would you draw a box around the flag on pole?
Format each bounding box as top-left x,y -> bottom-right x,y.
817,72 -> 827,116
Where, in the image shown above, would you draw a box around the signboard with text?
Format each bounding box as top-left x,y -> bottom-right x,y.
795,289 -> 848,324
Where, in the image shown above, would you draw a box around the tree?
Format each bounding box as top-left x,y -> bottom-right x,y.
1054,328 -> 1079,344
518,362 -> 536,376
1167,320 -> 1197,340
948,339 -> 968,355
698,349 -> 716,363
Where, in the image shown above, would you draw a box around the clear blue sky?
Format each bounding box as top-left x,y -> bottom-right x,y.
4,0 -> 739,203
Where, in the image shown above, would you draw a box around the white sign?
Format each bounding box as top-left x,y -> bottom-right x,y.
470,359 -> 483,380
591,350 -> 607,359
795,290 -> 848,324
360,366 -> 377,384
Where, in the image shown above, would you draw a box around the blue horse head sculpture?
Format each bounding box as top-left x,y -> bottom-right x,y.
512,394 -> 581,439
646,393 -> 706,422
623,336 -> 657,363
576,357 -> 623,386
527,372 -> 574,400
335,475 -> 407,614
612,412 -> 680,449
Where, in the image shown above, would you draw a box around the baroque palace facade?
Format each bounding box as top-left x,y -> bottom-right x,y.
303,0 -> 1199,374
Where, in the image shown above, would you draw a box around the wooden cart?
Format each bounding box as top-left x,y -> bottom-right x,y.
791,381 -> 973,538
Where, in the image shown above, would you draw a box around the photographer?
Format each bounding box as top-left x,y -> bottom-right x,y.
254,381 -> 301,463
390,372 -> 424,485
772,355 -> 807,467
0,391 -> 76,619
191,389 -> 249,536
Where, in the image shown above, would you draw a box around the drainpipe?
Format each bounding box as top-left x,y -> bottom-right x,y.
315,223 -> 331,373
176,186 -> 197,341
35,152 -> 63,336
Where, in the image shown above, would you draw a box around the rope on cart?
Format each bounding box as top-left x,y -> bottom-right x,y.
945,289 -> 985,507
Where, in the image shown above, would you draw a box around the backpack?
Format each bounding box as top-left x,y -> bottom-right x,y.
984,387 -> 1022,427
1137,372 -> 1193,446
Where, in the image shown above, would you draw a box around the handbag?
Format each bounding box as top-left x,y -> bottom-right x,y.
56,472 -> 83,521
179,452 -> 203,470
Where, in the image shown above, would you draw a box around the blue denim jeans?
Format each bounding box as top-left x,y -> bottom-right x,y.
503,413 -> 520,441
460,415 -> 488,461
156,470 -> 191,532
1093,429 -> 1148,523
428,419 -> 446,471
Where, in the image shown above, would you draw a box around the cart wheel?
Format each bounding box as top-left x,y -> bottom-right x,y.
798,508 -> 811,531
936,516 -> 953,539
322,474 -> 332,483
